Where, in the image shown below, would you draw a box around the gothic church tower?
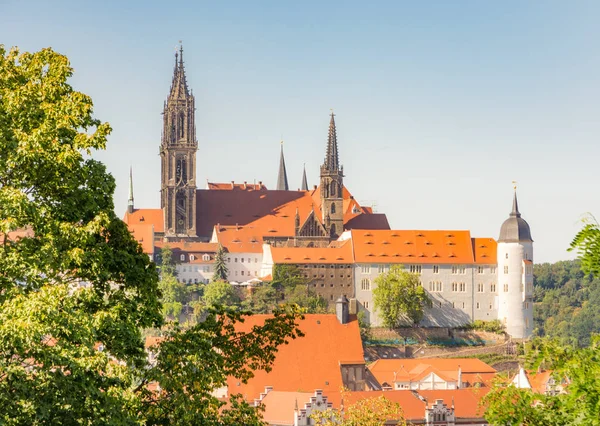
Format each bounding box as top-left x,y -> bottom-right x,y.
160,45 -> 197,238
320,112 -> 344,238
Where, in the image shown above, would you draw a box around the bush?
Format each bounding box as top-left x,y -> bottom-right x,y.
462,320 -> 504,334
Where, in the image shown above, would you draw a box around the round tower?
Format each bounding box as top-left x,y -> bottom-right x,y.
496,188 -> 534,339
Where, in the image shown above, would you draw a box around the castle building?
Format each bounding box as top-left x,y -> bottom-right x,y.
123,47 -> 534,339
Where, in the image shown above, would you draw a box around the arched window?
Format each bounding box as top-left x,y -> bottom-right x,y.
330,224 -> 336,237
361,278 -> 371,291
330,181 -> 337,197
330,202 -> 336,214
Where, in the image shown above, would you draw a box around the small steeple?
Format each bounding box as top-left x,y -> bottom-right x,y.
301,163 -> 308,191
276,141 -> 289,191
324,110 -> 339,172
127,166 -> 134,214
511,183 -> 521,218
169,42 -> 189,99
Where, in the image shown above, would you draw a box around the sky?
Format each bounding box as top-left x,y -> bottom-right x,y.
2,0 -> 599,263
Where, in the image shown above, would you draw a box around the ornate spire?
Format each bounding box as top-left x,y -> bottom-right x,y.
301,163 -> 308,191
276,142 -> 289,191
169,42 -> 189,99
127,166 -> 134,213
324,110 -> 339,171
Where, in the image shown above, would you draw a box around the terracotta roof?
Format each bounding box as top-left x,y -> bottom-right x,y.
368,358 -> 496,388
206,181 -> 267,191
0,228 -> 34,244
129,224 -> 155,255
350,230 -> 479,264
418,388 -> 489,419
270,240 -> 354,264
213,225 -> 265,253
523,259 -> 533,265
155,241 -> 218,252
123,208 -> 164,233
472,238 -> 497,265
526,370 -> 554,394
259,391 -> 314,426
227,314 -> 364,402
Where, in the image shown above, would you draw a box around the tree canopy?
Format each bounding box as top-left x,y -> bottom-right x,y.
0,45 -> 302,425
372,265 -> 432,328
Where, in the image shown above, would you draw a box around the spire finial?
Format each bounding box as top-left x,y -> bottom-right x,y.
510,182 -> 521,217
301,163 -> 308,191
179,40 -> 183,67
323,110 -> 339,171
127,166 -> 134,214
276,141 -> 289,191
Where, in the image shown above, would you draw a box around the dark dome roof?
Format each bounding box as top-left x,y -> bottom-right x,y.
498,192 -> 533,243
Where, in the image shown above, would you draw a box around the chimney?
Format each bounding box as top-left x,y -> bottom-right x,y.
335,295 -> 349,324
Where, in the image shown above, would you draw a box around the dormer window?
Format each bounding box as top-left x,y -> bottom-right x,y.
202,254 -> 210,261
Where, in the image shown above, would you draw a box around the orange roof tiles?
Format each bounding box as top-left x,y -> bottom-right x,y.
351,230 -> 479,264
129,224 -> 155,255
213,225 -> 265,253
418,388 -> 489,419
526,370 -> 554,394
271,240 -> 354,264
123,208 -> 164,233
259,391 -> 314,426
368,358 -> 496,388
227,314 -> 364,402
326,390 -> 426,420
472,238 -> 497,264
206,181 -> 267,191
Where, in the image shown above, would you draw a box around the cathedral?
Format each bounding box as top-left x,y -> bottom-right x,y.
123,47 -> 534,339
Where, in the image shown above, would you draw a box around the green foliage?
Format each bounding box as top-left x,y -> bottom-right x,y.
273,264 -> 305,288
483,336 -> 600,426
213,244 -> 228,282
0,46 -> 303,424
357,310 -> 372,341
310,392 -> 405,426
463,320 -> 504,334
569,215 -> 600,276
284,285 -> 329,313
243,283 -> 280,313
372,265 -> 432,328
159,245 -> 177,276
203,280 -> 240,308
533,260 -> 600,347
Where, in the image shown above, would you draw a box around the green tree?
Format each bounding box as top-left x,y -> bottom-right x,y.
0,46 -> 302,425
483,336 -> 600,426
204,280 -> 239,308
284,285 -> 329,313
569,215 -> 600,276
158,246 -> 188,319
310,392 -> 405,426
213,244 -> 229,282
372,265 -> 432,328
243,283 -> 279,313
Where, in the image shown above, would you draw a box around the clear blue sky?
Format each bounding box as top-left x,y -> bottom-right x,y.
2,0 -> 599,263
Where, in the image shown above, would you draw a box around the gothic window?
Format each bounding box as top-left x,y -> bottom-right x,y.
170,113 -> 176,142
330,202 -> 336,214
330,224 -> 336,237
330,181 -> 337,197
178,112 -> 185,138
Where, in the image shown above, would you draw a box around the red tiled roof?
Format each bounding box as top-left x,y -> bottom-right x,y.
418,388 -> 489,419
345,213 -> 390,231
206,181 -> 267,191
472,238 -> 498,265
259,391 -> 314,426
213,225 -> 265,253
123,208 -> 164,233
271,240 -> 354,264
350,230 -> 481,264
326,390 -> 426,420
227,314 -> 364,402
368,358 -> 496,388
129,224 -> 155,255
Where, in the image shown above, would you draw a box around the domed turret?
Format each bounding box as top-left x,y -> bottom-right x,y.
498,191 -> 532,243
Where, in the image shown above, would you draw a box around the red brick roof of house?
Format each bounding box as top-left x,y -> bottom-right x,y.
226,314 -> 364,402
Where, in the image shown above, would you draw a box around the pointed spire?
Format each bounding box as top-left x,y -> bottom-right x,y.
169,42 -> 189,99
511,183 -> 521,217
324,110 -> 339,171
301,163 -> 308,191
127,166 -> 134,214
276,141 -> 289,191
